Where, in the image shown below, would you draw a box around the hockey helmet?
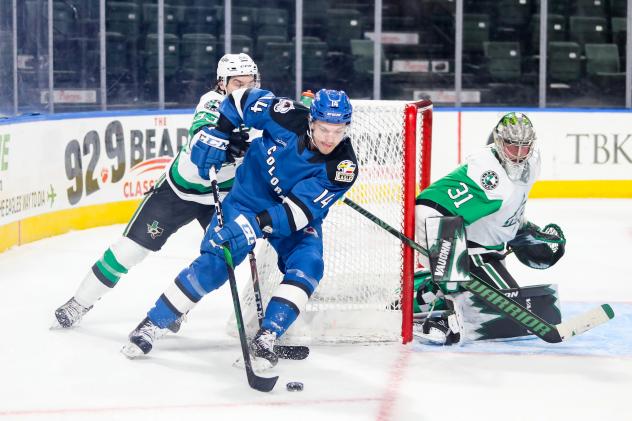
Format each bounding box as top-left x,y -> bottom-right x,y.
492,112 -> 537,181
216,53 -> 260,89
310,89 -> 353,125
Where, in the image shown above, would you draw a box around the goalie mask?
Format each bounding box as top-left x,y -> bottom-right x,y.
216,53 -> 260,93
493,112 -> 536,182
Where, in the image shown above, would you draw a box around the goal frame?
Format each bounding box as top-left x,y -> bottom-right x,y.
401,99 -> 433,343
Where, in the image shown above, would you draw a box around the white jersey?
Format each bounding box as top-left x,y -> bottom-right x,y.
416,145 -> 541,254
165,89 -> 260,205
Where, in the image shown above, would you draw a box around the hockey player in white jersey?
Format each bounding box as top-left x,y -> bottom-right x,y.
413,112 -> 565,345
53,53 -> 260,330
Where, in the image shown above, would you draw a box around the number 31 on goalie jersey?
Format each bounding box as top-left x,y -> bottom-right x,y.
448,182 -> 473,208
313,189 -> 336,208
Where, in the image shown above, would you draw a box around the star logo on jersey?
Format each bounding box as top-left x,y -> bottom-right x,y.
335,160 -> 356,183
147,220 -> 164,239
204,99 -> 220,111
273,99 -> 295,114
480,170 -> 499,190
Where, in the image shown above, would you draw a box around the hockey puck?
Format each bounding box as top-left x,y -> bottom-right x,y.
286,382 -> 304,392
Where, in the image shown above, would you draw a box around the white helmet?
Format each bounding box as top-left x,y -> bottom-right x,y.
216,53 -> 260,90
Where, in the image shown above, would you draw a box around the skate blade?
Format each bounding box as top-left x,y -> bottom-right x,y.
50,317 -> 74,330
120,342 -> 147,359
233,355 -> 274,372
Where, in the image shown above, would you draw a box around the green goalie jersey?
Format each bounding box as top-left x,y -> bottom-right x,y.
416,146 -> 541,253
165,90 -> 260,205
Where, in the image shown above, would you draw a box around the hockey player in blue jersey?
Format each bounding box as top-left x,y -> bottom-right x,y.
121,88 -> 358,367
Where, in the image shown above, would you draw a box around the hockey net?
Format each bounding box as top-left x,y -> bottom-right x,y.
229,99 -> 432,344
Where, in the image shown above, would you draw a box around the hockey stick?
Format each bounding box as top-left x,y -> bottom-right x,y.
210,170 -> 278,392
248,251 -> 310,360
342,197 -> 614,343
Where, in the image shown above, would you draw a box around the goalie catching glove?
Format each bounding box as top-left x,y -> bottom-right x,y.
507,222 -> 566,269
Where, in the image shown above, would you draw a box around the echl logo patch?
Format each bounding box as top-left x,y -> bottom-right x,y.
334,160 -> 356,183
147,220 -> 164,239
273,99 -> 295,114
480,170 -> 499,190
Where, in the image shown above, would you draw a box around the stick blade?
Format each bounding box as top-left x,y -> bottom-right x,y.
274,345 -> 310,360
248,372 -> 279,392
556,304 -> 615,341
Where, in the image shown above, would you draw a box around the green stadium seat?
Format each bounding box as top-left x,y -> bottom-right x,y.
529,14 -> 567,53
257,8 -> 288,39
483,41 -> 522,82
180,33 -> 217,81
573,0 -> 606,17
181,6 -> 217,37
495,0 -> 532,28
255,35 -> 286,60
106,31 -> 128,75
259,41 -> 292,82
219,34 -> 253,56
584,43 -> 626,91
142,3 -> 178,35
217,7 -> 255,38
463,14 -> 490,54
325,9 -> 363,53
143,33 -> 179,78
569,16 -> 608,48
548,41 -> 581,83
106,2 -> 140,38
297,40 -> 327,80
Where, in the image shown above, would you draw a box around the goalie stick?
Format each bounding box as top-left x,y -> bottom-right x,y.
342,197 -> 614,343
248,251 -> 310,360
210,171 -> 277,392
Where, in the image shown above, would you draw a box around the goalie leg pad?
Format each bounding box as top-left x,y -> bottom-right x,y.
425,216 -> 471,291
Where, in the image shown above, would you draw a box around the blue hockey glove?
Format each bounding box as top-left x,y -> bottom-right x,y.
210,214 -> 262,256
190,127 -> 229,180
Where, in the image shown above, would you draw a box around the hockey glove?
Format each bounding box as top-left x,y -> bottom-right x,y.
190,126 -> 229,180
210,214 -> 262,256
508,222 -> 565,269
225,124 -> 251,163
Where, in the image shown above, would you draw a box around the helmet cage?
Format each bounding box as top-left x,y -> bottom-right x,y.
492,112 -> 536,181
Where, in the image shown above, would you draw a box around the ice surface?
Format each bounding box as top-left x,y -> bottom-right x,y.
0,199 -> 631,420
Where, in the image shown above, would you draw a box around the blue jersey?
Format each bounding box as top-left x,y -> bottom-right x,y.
210,88 -> 359,237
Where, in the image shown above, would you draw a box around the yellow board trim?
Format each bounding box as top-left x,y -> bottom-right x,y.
530,180 -> 632,198
1,179 -> 630,254
0,200 -> 141,253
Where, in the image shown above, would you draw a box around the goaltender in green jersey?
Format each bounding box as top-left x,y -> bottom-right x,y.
413,112 -> 566,345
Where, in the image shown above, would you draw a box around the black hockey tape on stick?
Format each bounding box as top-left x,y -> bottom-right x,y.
341,197 -> 614,343
210,170 -> 278,392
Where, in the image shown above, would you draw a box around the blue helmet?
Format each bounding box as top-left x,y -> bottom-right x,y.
310,89 -> 353,124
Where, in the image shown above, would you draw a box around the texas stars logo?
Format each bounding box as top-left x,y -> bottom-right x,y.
147,220 -> 164,239
480,170 -> 499,190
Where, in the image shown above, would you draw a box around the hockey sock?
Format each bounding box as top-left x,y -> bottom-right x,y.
74,237 -> 149,307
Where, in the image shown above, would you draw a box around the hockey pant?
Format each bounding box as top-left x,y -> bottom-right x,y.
146,198 -> 324,338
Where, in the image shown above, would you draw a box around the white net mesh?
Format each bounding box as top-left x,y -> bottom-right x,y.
228,100 -> 430,344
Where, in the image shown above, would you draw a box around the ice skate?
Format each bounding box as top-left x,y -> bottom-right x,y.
121,317 -> 168,359
413,311 -> 462,345
166,313 -> 187,333
52,297 -> 93,328
233,328 -> 279,371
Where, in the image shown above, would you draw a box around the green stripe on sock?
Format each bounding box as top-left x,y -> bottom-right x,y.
103,248 -> 128,275
95,260 -> 121,284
